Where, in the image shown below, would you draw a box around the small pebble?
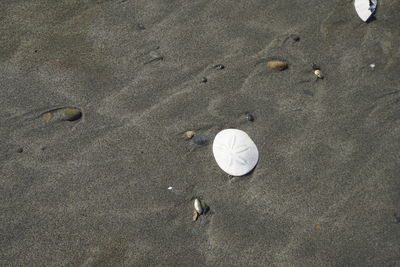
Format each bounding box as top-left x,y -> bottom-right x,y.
200,77 -> 207,83
370,63 -> 375,68
167,186 -> 172,190
290,34 -> 300,41
267,60 -> 288,71
185,131 -> 195,139
213,64 -> 225,70
137,23 -> 145,30
245,113 -> 254,122
17,148 -> 23,153
314,224 -> 321,230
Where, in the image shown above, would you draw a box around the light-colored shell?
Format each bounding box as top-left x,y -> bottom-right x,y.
354,0 -> 377,22
192,210 -> 199,221
212,129 -> 259,176
267,60 -> 288,71
314,69 -> 323,78
185,131 -> 195,139
194,199 -> 203,214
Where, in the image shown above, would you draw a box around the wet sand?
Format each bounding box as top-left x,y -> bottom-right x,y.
1,0 -> 400,266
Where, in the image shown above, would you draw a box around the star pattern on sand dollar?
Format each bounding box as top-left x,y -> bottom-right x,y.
214,134 -> 250,167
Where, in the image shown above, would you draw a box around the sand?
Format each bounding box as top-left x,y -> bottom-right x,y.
1,0 -> 400,266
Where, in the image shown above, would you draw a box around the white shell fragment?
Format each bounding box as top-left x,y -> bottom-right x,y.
354,0 -> 377,22
194,199 -> 203,214
212,129 -> 259,176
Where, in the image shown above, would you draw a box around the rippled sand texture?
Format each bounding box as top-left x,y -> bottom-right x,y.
1,0 -> 400,266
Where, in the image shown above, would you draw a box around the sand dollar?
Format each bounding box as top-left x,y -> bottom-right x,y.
354,0 -> 377,22
212,129 -> 259,176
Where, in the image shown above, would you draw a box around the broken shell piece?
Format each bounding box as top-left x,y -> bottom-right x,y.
267,60 -> 288,71
185,131 -> 195,139
213,129 -> 259,176
194,198 -> 203,214
213,64 -> 225,70
41,107 -> 82,122
144,51 -> 163,64
150,50 -> 163,60
314,69 -> 324,79
192,210 -> 199,221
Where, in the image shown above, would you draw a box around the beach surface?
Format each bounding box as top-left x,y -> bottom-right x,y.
1,0 -> 400,266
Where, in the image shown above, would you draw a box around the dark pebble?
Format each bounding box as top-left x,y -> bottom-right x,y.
394,213 -> 400,224
137,23 -> 146,30
213,64 -> 225,70
290,34 -> 300,41
17,148 -> 23,153
41,147 -> 47,151
245,113 -> 254,122
201,77 -> 207,83
202,205 -> 210,215
192,136 -> 208,145
312,63 -> 320,70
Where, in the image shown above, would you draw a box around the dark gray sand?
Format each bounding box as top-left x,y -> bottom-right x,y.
1,0 -> 400,266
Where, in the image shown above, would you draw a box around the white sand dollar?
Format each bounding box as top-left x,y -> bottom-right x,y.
213,129 -> 259,176
354,0 -> 377,22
